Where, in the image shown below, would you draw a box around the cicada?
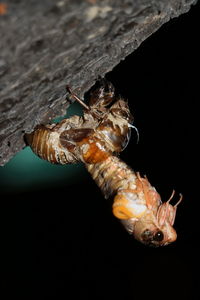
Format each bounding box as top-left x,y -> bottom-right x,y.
26,80 -> 182,246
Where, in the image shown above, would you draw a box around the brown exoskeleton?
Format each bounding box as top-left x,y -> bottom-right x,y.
26,79 -> 182,246
26,80 -> 134,165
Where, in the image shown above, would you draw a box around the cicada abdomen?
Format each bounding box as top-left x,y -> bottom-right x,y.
25,116 -> 86,164
26,80 -> 134,165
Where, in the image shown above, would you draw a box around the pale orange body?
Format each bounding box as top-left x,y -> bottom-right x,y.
26,80 -> 182,246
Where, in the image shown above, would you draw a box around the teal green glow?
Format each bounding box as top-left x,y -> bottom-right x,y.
0,102 -> 87,193
0,147 -> 86,192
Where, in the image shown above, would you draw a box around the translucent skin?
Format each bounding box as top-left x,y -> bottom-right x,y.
86,156 -> 181,247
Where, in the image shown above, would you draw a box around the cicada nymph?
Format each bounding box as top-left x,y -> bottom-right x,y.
26,80 -> 134,165
26,80 -> 182,247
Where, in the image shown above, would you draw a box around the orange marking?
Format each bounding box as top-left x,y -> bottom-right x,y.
0,3 -> 7,15
79,137 -> 110,164
113,193 -> 146,220
112,194 -> 135,220
113,195 -> 134,219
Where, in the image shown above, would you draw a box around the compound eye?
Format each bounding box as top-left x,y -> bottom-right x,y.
153,231 -> 164,242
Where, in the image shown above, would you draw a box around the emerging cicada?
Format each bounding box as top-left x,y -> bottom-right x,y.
26,80 -> 182,247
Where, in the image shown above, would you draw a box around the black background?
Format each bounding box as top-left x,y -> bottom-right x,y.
2,2 -> 199,299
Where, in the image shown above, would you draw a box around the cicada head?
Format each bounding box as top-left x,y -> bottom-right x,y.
88,79 -> 115,109
88,79 -> 133,125
133,191 -> 183,247
109,98 -> 133,124
116,173 -> 183,247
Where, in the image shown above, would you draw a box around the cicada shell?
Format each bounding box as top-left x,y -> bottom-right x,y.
26,79 -> 182,247
26,80 -> 133,165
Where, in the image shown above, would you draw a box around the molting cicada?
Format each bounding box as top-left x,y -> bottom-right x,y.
26,79 -> 182,246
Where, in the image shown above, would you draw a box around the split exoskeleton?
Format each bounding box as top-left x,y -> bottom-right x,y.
26,80 -> 182,247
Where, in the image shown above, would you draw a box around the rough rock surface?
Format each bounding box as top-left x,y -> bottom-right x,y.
0,0 -> 197,165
